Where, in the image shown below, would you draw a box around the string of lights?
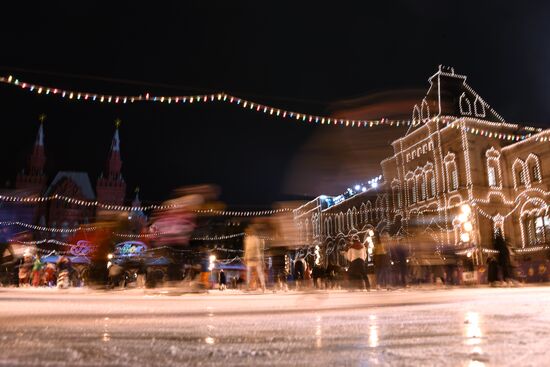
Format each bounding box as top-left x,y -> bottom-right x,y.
191,233 -> 245,241
514,245 -> 550,254
0,75 -> 412,128
444,118 -> 538,142
8,238 -> 92,247
0,221 -> 96,233
2,75 -> 546,141
0,193 -> 293,216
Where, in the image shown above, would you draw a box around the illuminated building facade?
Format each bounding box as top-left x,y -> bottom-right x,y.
294,66 -> 550,279
12,121 -> 130,240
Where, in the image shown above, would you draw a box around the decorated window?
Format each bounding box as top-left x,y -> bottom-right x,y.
533,166 -> 542,181
485,148 -> 502,188
415,174 -> 425,202
526,154 -> 542,184
488,166 -> 497,187
444,153 -> 459,192
451,169 -> 459,190
534,215 -> 550,244
512,159 -> 527,189
408,178 -> 416,204
421,99 -> 430,120
519,170 -> 526,186
397,191 -> 402,208
459,93 -> 472,115
391,180 -> 402,210
421,180 -> 427,200
474,96 -> 486,117
424,167 -> 435,199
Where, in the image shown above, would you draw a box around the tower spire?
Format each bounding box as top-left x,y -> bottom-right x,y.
106,119 -> 122,176
30,114 -> 46,173
96,118 -> 126,205
16,114 -> 47,192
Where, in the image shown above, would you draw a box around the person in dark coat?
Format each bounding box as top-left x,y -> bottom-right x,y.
487,256 -> 499,286
494,229 -> 513,283
293,257 -> 305,290
218,269 -> 227,290
392,242 -> 409,287
312,265 -> 325,289
325,263 -> 342,289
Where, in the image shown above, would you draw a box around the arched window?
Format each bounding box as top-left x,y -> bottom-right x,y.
412,105 -> 421,125
365,201 -> 372,223
459,93 -> 472,115
512,159 -> 527,189
312,214 -> 318,238
304,219 -> 310,242
347,209 -> 353,229
424,162 -> 435,199
383,195 -> 389,220
421,99 -> 430,120
408,177 -> 416,205
352,207 -> 358,228
474,96 -> 485,117
360,203 -> 367,223
528,214 -> 550,245
444,152 -> 459,192
391,180 -> 402,210
486,147 -> 502,188
526,154 -> 542,184
415,167 -> 425,201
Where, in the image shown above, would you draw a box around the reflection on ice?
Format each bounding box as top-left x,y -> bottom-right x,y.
315,315 -> 322,348
368,314 -> 379,348
102,332 -> 111,342
464,312 -> 482,346
368,325 -> 379,348
468,361 -> 485,367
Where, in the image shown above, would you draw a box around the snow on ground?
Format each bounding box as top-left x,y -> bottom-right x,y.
1,286 -> 549,366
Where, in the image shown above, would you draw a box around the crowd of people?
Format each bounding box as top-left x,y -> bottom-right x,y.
17,253 -> 74,288
3,225 -> 528,292
239,229 -> 524,293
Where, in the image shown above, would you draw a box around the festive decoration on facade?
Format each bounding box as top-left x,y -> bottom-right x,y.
293,66 -> 550,274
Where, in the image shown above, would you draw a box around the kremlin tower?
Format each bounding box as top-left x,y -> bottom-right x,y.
15,115 -> 47,194
96,120 -> 126,205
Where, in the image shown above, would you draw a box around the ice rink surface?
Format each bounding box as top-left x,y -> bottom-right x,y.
1,286 -> 549,366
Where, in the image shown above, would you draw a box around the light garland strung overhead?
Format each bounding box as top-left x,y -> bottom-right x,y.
0,193 -> 293,216
1,219 -> 270,242
2,75 -> 545,143
0,221 -> 96,233
9,238 -> 92,248
0,75 -> 411,128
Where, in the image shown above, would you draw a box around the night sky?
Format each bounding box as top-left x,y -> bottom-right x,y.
1,1 -> 549,208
